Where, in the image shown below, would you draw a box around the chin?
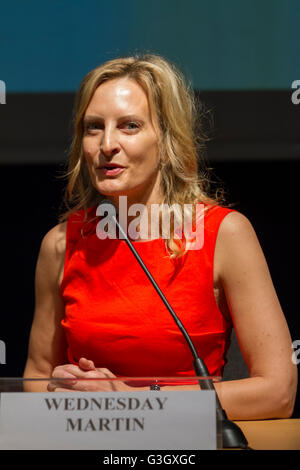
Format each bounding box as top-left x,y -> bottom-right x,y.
95,185 -> 130,198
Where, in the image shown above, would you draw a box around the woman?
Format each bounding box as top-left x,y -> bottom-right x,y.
23,54 -> 297,420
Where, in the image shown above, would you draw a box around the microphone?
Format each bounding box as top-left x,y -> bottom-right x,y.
98,199 -> 250,449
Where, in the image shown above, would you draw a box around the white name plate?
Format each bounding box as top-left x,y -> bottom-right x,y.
0,391 -> 217,450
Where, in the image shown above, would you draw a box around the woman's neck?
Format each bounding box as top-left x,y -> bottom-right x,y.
105,181 -> 164,241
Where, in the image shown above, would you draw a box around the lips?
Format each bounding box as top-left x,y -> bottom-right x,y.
98,163 -> 124,170
98,163 -> 125,176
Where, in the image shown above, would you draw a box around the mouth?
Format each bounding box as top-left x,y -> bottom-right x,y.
97,163 -> 125,176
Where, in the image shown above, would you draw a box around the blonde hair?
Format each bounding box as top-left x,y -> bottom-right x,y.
60,53 -> 222,257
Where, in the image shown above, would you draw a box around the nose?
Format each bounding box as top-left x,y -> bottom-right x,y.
100,126 -> 120,158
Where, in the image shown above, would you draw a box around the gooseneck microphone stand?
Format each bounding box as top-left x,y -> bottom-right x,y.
100,200 -> 250,449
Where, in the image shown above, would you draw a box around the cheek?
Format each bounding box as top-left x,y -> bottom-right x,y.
126,136 -> 159,166
82,138 -> 98,160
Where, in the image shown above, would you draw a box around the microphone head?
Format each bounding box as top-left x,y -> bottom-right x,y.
99,198 -> 118,215
99,198 -> 116,208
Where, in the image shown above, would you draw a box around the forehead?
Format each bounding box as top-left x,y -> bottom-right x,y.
85,78 -> 150,117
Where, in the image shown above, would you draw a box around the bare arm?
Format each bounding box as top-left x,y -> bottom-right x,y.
213,212 -> 297,420
23,223 -> 68,391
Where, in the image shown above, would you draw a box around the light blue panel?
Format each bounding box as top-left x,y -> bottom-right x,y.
0,0 -> 299,91
0,0 -> 135,91
126,0 -> 300,90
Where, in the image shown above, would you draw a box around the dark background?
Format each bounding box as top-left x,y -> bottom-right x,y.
0,90 -> 299,417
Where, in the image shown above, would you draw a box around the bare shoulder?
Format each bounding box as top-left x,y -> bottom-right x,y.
39,222 -> 67,261
214,211 -> 265,279
36,222 -> 68,287
218,211 -> 256,238
216,211 -> 259,250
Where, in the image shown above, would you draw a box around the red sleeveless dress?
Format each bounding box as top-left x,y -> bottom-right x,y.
60,204 -> 234,378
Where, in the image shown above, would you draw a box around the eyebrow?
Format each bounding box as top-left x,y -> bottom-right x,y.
83,114 -> 145,123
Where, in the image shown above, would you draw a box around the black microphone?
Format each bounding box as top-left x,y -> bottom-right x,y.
98,199 -> 250,449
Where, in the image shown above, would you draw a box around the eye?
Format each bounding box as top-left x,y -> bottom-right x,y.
127,122 -> 138,129
84,122 -> 103,133
122,121 -> 140,131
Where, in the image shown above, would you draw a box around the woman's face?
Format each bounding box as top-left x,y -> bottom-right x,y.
82,77 -> 162,206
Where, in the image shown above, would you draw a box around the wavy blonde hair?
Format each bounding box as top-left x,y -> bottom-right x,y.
60,54 -> 222,257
